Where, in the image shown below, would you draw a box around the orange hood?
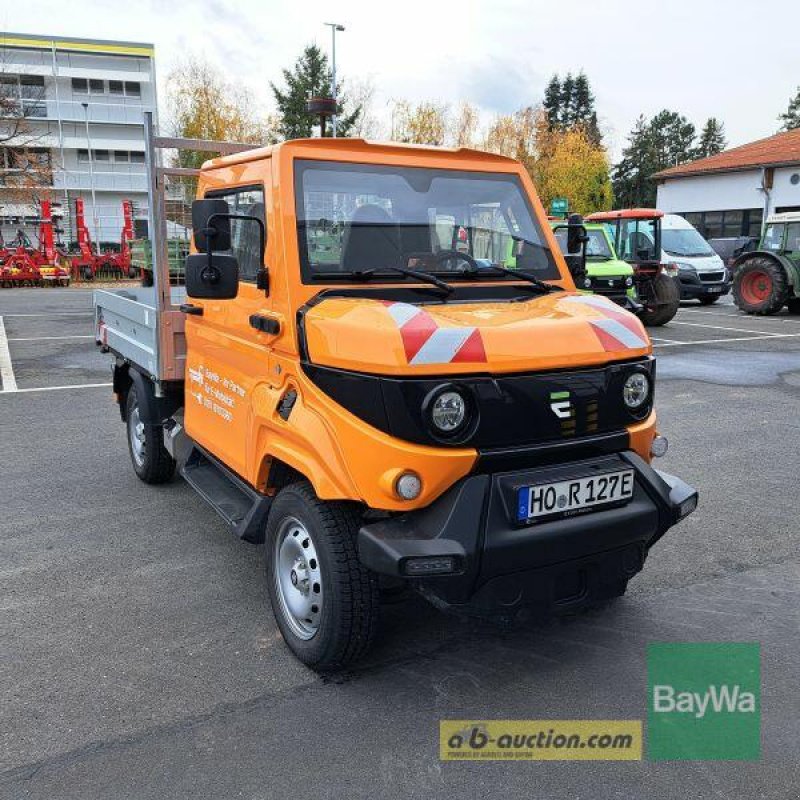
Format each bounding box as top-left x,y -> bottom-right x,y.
303,292 -> 651,376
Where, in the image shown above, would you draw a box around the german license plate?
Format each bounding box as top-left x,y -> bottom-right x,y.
516,470 -> 635,523
706,286 -> 723,293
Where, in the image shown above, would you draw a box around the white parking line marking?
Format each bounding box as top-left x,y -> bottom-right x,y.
680,308 -> 800,323
667,320 -> 785,337
649,336 -> 682,344
3,382 -> 112,395
7,335 -> 94,342
654,333 -> 800,347
0,316 -> 18,392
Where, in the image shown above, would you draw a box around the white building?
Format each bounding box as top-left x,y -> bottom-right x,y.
654,128 -> 800,240
0,31 -> 157,246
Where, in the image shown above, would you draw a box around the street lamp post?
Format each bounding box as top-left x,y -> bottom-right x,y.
324,22 -> 345,137
81,102 -> 99,250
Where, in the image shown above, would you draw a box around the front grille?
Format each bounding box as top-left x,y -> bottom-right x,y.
699,271 -> 725,283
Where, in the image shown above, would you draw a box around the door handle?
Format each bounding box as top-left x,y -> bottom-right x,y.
249,314 -> 280,335
179,303 -> 204,316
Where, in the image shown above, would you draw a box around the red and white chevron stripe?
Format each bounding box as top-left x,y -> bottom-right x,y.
564,295 -> 649,351
383,302 -> 487,366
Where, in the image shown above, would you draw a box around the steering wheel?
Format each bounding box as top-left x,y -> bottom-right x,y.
433,249 -> 480,273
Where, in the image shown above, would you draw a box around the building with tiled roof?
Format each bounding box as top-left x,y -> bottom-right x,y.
654,129 -> 800,240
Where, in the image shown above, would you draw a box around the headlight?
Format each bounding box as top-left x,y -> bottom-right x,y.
675,262 -> 694,272
625,276 -> 633,287
430,390 -> 467,433
623,372 -> 650,410
583,277 -> 592,288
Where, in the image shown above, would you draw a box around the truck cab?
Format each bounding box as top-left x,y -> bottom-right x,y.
95,125 -> 697,670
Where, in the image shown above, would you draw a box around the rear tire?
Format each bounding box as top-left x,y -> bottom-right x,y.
733,257 -> 788,315
125,385 -> 175,484
639,273 -> 680,326
265,481 -> 379,671
698,295 -> 720,305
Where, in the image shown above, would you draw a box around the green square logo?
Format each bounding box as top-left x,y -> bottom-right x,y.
647,643 -> 760,761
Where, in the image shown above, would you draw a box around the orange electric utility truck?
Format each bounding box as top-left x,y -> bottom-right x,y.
94,114 -> 698,670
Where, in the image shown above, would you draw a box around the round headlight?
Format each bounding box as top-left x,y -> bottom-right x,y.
431,390 -> 467,433
583,277 -> 592,288
395,471 -> 422,500
625,276 -> 633,287
623,372 -> 650,410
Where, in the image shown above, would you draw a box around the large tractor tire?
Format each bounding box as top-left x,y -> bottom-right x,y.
733,257 -> 788,315
639,273 -> 680,326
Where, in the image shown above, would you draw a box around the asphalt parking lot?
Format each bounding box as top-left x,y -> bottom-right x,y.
1,288 -> 799,799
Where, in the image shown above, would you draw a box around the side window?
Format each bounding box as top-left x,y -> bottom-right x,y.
762,224 -> 784,252
205,186 -> 266,282
786,223 -> 800,253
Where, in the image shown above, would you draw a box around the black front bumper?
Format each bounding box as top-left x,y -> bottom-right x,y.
358,452 -> 697,616
676,272 -> 730,300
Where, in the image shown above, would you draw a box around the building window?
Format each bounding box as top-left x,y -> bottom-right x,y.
746,209 -> 762,238
722,210 -> 743,237
113,150 -> 130,163
130,151 -> 145,164
89,79 -> 105,94
109,80 -> 124,95
77,149 -> 90,163
702,211 -> 723,239
71,78 -> 88,94
93,150 -> 110,162
124,81 -> 141,98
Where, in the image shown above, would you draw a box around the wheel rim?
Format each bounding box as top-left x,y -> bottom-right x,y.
273,516 -> 323,640
128,405 -> 146,466
740,269 -> 772,304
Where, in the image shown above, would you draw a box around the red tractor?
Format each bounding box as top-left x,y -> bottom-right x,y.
70,198 -> 134,281
585,209 -> 680,326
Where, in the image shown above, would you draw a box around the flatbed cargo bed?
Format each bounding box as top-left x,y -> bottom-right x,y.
94,285 -> 187,382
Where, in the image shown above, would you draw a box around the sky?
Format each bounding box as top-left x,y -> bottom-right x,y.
2,0 -> 799,159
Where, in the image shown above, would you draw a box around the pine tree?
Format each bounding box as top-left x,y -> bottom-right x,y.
779,86 -> 800,131
559,73 -> 575,129
270,44 -> 360,139
694,118 -> 727,158
571,72 -> 601,144
543,75 -> 562,129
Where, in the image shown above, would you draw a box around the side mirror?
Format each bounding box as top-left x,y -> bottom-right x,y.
192,198 -> 231,252
185,252 -> 239,299
565,213 -> 588,284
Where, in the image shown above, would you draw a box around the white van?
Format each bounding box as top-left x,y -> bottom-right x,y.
661,214 -> 730,305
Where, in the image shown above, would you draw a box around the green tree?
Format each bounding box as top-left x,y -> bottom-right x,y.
543,75 -> 561,129
612,110 -> 696,207
270,44 -> 360,139
559,73 -> 575,128
694,117 -> 727,158
570,72 -> 601,145
779,86 -> 800,131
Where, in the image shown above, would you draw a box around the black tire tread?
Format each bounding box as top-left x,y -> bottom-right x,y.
639,273 -> 680,326
267,481 -> 379,670
125,386 -> 176,484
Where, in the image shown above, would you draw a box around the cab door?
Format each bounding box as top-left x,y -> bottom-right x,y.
184,165 -> 276,479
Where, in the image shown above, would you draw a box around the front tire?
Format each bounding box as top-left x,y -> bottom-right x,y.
125,385 -> 175,484
733,258 -> 788,315
266,482 -> 379,671
639,273 -> 680,326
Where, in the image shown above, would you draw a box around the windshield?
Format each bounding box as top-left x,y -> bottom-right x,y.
553,227 -> 612,260
662,227 -> 715,257
762,223 -> 785,252
294,160 -> 559,282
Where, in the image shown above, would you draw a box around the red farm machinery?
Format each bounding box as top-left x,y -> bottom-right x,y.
0,199 -> 70,288
69,198 -> 136,281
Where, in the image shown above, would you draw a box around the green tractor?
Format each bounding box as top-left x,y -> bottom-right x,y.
732,212 -> 800,315
550,220 -> 638,309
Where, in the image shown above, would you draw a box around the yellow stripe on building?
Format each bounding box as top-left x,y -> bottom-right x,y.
0,34 -> 153,57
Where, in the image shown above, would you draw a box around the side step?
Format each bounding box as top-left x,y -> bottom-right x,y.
180,446 -> 271,543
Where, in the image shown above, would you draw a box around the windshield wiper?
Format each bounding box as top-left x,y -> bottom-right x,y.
467,263 -> 561,294
313,266 -> 454,297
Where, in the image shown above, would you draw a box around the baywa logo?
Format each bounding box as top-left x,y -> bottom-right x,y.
647,643 -> 761,761
550,390 -> 573,419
